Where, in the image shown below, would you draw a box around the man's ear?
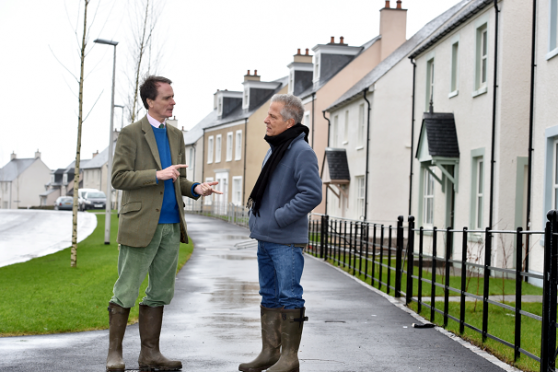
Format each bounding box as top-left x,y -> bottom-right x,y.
288,118 -> 295,128
146,98 -> 153,108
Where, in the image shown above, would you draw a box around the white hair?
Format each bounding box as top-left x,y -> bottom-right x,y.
271,94 -> 304,124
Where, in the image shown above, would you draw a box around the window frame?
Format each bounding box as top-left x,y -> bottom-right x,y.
332,115 -> 339,147
425,57 -> 435,111
204,177 -> 214,205
549,0 -> 558,59
235,130 -> 242,161
423,167 -> 435,226
343,110 -> 349,145
215,134 -> 222,163
449,37 -> 459,97
226,132 -> 233,162
207,136 -> 214,164
232,176 -> 243,206
473,20 -> 489,97
358,104 -> 365,147
355,176 -> 365,219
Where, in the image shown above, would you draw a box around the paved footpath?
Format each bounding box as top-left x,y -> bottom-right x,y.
0,214 -> 520,372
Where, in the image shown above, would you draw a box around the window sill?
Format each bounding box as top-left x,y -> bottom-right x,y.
207,162 -> 213,164
355,146 -> 364,151
472,86 -> 488,98
235,157 -> 241,161
342,141 -> 349,145
215,161 -> 221,164
546,48 -> 558,61
448,90 -> 459,99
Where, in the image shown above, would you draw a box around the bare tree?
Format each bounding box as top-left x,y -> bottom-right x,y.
126,0 -> 164,123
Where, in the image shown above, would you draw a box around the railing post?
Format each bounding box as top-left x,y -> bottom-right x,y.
514,227 -> 523,362
431,227 -> 437,322
443,226 -> 453,328
379,225 -> 385,290
482,227 -> 491,343
541,210 -> 558,372
324,215 -> 330,261
460,227 -> 468,335
418,226 -> 424,314
319,215 -> 325,258
387,225 -> 392,294
406,216 -> 415,305
395,216 -> 404,298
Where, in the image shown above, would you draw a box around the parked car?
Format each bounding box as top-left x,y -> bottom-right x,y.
54,196 -> 73,211
80,190 -> 106,211
77,188 -> 101,211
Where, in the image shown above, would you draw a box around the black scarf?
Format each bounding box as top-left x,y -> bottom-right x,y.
247,123 -> 309,216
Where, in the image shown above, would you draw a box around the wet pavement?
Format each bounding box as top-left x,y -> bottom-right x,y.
0,209 -> 97,267
0,213 -> 520,371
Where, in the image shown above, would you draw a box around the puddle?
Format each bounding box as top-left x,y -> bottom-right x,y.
205,277 -> 260,305
215,255 -> 256,261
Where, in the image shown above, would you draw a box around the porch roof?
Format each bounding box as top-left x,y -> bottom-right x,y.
321,148 -> 350,184
416,112 -> 460,160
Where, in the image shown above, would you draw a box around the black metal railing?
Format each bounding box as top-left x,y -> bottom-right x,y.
307,211 -> 558,372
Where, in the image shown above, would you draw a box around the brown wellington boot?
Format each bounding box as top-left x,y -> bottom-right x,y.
238,305 -> 282,372
138,304 -> 182,371
267,307 -> 308,372
106,302 -> 131,372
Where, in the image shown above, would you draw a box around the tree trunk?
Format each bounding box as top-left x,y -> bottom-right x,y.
71,0 -> 89,268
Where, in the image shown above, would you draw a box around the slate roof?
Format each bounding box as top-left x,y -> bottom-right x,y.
326,0 -> 470,112
300,36 -> 381,100
409,0 -> 493,59
417,112 -> 460,158
183,110 -> 218,146
322,148 -> 350,181
204,76 -> 289,130
0,158 -> 37,182
82,141 -> 116,169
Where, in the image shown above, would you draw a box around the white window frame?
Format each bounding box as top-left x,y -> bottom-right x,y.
423,168 -> 435,225
207,136 -> 214,164
218,97 -> 223,116
235,130 -> 242,161
188,147 -> 194,168
63,174 -> 68,185
313,53 -> 320,82
226,132 -> 233,162
475,159 -> 484,228
232,176 -> 243,206
242,88 -> 249,109
450,40 -> 459,97
204,177 -> 214,205
553,140 -> 558,210
332,115 -> 339,147
425,57 -> 435,111
288,70 -> 294,95
548,0 -> 558,59
473,23 -> 488,96
355,176 -> 365,219
304,112 -> 310,127
215,134 -> 222,163
343,110 -> 349,144
358,104 -> 365,147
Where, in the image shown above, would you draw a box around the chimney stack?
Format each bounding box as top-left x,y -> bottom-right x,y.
396,0 -> 402,9
293,48 -> 313,63
167,116 -> 178,128
10,151 -> 16,160
379,0 -> 407,60
385,1 -> 390,8
35,149 -> 41,159
244,69 -> 261,82
93,150 -> 99,158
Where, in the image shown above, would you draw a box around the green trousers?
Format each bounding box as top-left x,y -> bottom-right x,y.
110,223 -> 180,308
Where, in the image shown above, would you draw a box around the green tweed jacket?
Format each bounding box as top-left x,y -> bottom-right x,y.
111,116 -> 199,247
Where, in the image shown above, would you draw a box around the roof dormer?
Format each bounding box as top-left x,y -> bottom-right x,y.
214,89 -> 243,119
242,70 -> 281,111
312,37 -> 361,88
287,48 -> 313,96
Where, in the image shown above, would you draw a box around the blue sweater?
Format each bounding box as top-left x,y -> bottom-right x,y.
249,132 -> 322,244
152,126 -> 180,224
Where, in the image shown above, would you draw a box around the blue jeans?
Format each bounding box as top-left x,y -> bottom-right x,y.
257,240 -> 305,309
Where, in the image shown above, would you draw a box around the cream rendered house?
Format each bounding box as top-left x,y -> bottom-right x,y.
0,151 -> 51,209
409,0 -> 533,270
301,0 -> 409,215
323,1 -> 468,223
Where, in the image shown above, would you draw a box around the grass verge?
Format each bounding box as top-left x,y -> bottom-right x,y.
0,213 -> 193,336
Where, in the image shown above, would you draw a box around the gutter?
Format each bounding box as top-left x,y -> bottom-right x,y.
488,0 -> 500,229
311,92 -> 316,149
363,88 -> 371,221
525,0 -> 537,280
323,110 -> 331,214
409,59 -> 417,216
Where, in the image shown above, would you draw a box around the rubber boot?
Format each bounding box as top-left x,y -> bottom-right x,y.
106,302 -> 130,372
138,304 -> 182,371
238,305 -> 282,372
267,307 -> 308,372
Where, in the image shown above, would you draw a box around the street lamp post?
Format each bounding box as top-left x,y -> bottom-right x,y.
94,38 -> 118,245
114,104 -> 125,130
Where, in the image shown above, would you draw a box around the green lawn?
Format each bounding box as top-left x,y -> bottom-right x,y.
0,213 -> 193,336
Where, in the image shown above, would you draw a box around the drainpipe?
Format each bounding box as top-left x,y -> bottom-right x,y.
488,0 -> 500,230
363,88 -> 371,221
311,92 -> 316,149
409,59 -> 417,217
243,118 -> 248,205
323,110 -> 331,214
525,0 -> 537,280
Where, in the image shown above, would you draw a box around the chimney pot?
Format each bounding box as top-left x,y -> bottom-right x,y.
305,48 -> 309,55
330,36 -> 335,43
396,0 -> 402,9
385,1 -> 390,8
11,151 -> 16,160
340,36 -> 344,44
297,48 -> 301,55
247,70 -> 250,76
254,69 -> 258,76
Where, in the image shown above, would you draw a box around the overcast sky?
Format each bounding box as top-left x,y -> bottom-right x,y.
0,0 -> 463,170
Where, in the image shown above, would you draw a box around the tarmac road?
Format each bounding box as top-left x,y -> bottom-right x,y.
0,213 -> 520,371
0,209 -> 97,267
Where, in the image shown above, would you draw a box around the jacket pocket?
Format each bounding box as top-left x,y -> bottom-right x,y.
121,201 -> 142,214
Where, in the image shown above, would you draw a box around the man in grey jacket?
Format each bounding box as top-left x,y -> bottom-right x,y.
239,94 -> 322,372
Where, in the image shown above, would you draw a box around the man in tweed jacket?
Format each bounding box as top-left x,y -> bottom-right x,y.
105,76 -> 220,372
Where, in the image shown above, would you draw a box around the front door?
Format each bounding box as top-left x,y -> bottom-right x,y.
215,172 -> 229,215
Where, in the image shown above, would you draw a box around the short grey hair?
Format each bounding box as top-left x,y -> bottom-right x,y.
271,94 -> 304,124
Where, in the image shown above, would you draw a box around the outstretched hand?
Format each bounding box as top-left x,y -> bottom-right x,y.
195,181 -> 223,197
156,164 -> 188,182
